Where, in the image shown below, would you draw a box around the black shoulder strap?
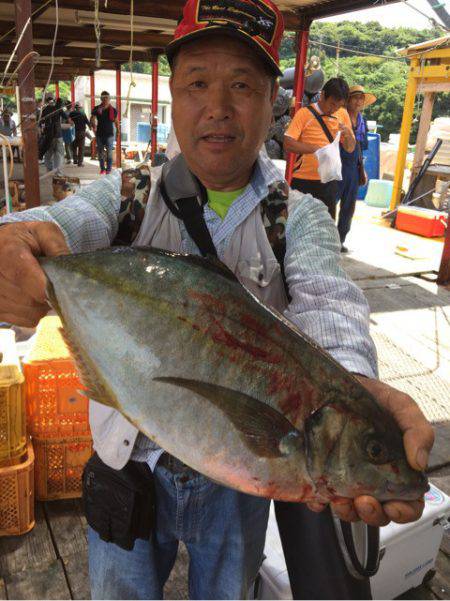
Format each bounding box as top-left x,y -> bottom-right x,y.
307,105 -> 335,144
159,178 -> 217,258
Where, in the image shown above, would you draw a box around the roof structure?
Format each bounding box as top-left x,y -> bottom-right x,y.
0,0 -> 401,85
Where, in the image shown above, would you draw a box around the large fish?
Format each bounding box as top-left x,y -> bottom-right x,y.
40,247 -> 428,503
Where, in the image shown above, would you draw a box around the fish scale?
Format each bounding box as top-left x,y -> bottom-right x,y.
40,247 -> 428,503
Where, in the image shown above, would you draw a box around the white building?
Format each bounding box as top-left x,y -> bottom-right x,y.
75,70 -> 172,145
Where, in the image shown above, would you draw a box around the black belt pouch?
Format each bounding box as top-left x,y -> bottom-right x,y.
82,452 -> 155,551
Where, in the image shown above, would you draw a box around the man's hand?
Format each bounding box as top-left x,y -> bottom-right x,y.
307,376 -> 434,527
0,222 -> 69,327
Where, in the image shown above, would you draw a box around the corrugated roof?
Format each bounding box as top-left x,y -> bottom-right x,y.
0,0 -> 401,84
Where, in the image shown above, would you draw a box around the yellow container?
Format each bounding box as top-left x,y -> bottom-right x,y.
0,329 -> 26,467
0,441 -> 35,537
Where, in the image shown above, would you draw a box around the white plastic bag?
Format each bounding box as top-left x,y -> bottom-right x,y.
315,131 -> 342,184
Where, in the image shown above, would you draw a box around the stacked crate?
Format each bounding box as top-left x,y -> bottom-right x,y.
0,329 -> 35,536
23,316 -> 93,501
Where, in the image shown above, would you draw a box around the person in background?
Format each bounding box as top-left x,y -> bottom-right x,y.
40,94 -> 70,174
283,77 -> 355,219
336,85 -> 375,253
90,90 -> 119,175
62,100 -> 75,165
0,109 -> 20,160
70,101 -> 91,167
0,109 -> 17,137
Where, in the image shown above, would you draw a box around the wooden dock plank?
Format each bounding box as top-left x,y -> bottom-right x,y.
0,504 -> 56,577
63,552 -> 90,600
44,500 -> 87,559
4,559 -> 70,600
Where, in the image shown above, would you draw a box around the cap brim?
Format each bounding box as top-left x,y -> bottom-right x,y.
166,26 -> 282,77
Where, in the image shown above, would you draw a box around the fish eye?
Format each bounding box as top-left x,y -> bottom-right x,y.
365,438 -> 390,465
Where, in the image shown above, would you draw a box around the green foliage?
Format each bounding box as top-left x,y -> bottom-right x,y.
280,21 -> 450,141
122,55 -> 171,77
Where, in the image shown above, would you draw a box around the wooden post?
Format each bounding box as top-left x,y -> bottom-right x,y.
70,79 -> 75,108
285,25 -> 311,184
390,59 -> 419,210
151,51 -> 159,161
14,0 -> 40,207
90,71 -> 96,159
115,64 -> 122,168
90,72 -> 95,110
437,210 -> 450,285
411,92 -> 436,178
55,81 -> 60,100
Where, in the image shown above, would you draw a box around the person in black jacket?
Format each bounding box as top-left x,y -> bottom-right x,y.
70,102 -> 92,167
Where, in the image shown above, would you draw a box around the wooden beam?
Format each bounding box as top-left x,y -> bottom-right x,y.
32,0 -> 306,31
15,23 -> 172,48
418,82 -> 450,93
14,0 -> 40,208
412,92 -> 435,174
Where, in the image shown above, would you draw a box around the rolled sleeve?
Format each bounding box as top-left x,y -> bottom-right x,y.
0,171 -> 122,253
283,191 -> 378,378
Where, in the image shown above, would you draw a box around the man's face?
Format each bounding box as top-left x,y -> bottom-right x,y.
101,95 -> 110,107
170,35 -> 277,190
320,91 -> 346,116
348,93 -> 365,113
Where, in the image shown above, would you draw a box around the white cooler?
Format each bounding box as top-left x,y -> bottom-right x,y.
256,484 -> 450,600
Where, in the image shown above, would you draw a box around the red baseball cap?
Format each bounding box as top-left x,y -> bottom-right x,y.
166,0 -> 284,77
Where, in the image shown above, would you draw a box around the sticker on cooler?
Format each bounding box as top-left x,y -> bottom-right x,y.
425,485 -> 445,506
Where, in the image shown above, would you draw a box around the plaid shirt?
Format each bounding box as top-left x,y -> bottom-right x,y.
0,154 -> 377,468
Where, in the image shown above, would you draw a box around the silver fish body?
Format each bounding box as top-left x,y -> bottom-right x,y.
40,247 -> 428,502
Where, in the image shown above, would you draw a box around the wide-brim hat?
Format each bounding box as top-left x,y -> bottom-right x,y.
166,0 -> 284,77
349,85 -> 376,108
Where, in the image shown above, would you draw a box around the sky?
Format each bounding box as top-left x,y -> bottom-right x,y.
319,0 -> 449,29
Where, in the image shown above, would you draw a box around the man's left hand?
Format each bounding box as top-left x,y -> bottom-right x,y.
307,376 -> 434,527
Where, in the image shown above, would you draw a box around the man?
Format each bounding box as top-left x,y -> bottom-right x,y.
0,109 -> 17,137
90,90 -> 119,175
0,1 -> 433,599
69,101 -> 91,167
39,93 -> 69,174
284,77 -> 355,219
337,85 -> 376,253
0,108 -> 20,160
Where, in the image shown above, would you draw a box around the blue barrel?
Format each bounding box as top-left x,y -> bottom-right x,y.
357,133 -> 380,200
136,122 -> 151,143
137,122 -> 170,144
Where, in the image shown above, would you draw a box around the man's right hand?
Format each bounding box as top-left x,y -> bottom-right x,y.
0,222 -> 69,327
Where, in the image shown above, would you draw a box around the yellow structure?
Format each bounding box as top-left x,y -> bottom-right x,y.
391,35 -> 450,210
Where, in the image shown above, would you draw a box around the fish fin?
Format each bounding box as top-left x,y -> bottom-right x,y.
153,376 -> 303,458
56,324 -> 118,410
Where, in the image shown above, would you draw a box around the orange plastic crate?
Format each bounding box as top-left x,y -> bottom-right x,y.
0,329 -> 27,467
0,441 -> 35,537
23,316 -> 90,437
33,435 -> 93,501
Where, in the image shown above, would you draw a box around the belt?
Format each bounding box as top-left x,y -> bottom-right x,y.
158,452 -> 193,474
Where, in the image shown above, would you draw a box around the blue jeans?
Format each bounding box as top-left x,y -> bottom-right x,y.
96,135 -> 115,172
88,456 -> 269,599
337,162 -> 360,244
